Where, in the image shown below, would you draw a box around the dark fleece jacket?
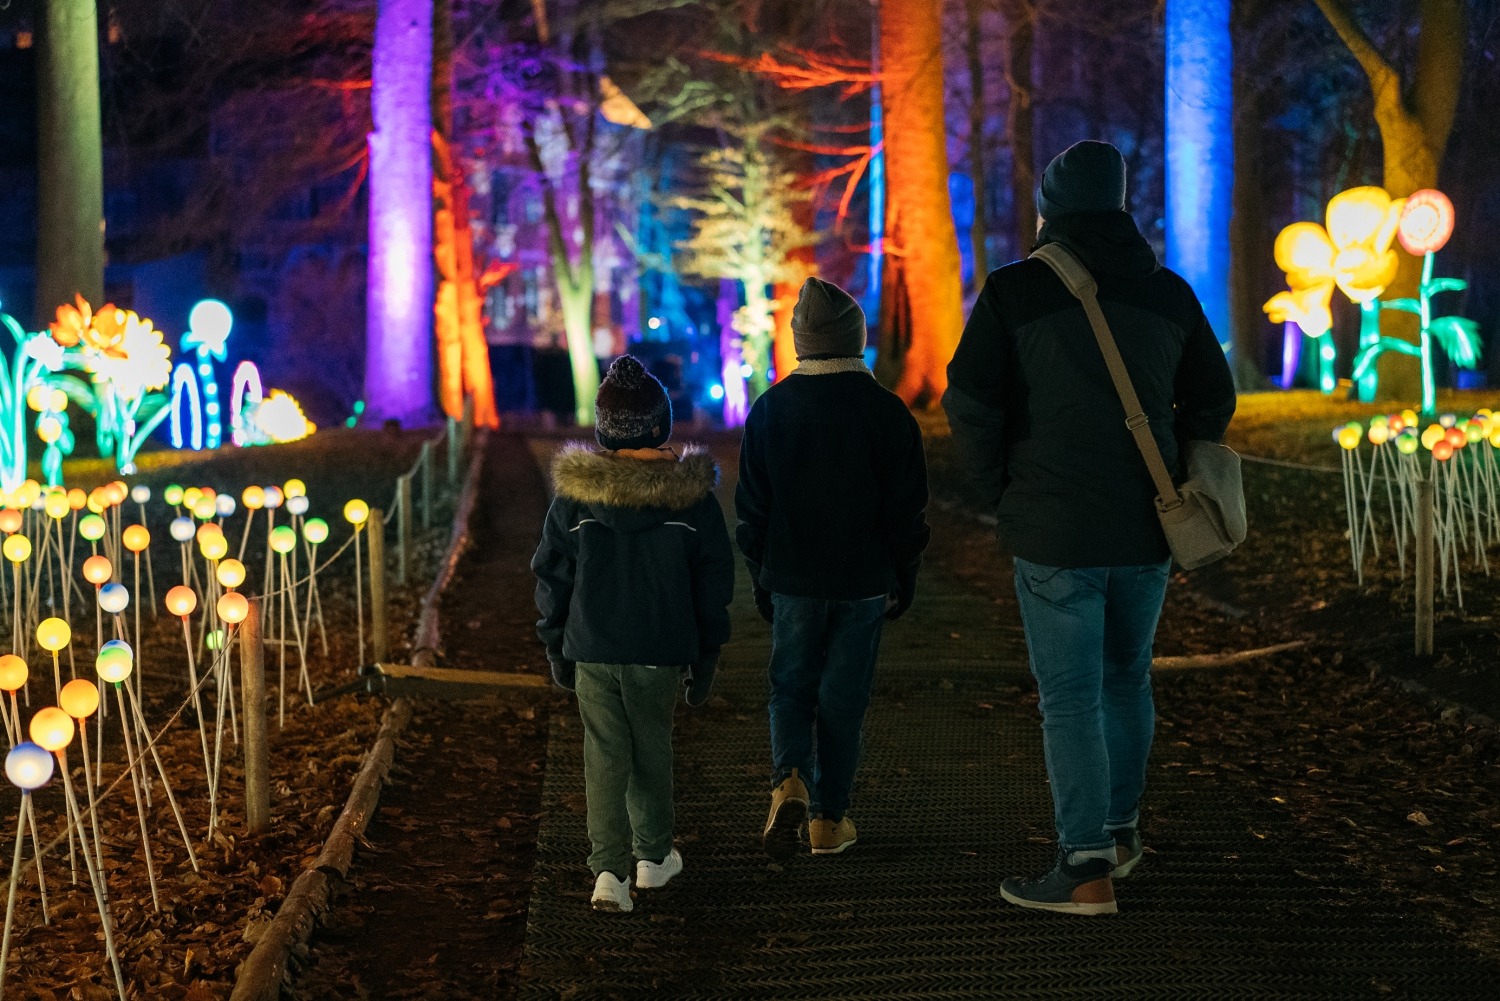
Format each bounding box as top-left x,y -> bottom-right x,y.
532,444 -> 735,666
942,211 -> 1237,568
736,360 -> 931,600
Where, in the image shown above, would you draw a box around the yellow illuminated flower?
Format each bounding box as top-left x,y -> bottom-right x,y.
252,390 -> 316,443
1263,222 -> 1335,336
1324,186 -> 1404,303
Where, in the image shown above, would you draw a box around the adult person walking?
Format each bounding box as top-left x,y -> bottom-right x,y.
942,140 -> 1236,914
737,276 -> 930,860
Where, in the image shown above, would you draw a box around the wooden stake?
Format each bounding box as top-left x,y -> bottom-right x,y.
241,598 -> 270,835
397,475 -> 412,585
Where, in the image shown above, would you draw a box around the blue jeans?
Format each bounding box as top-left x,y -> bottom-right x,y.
767,593 -> 886,819
1012,557 -> 1171,856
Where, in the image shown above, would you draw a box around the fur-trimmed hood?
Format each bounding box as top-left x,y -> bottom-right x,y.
551,442 -> 719,531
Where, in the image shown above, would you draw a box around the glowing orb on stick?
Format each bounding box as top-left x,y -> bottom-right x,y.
29,707 -> 74,751
1433,440 -> 1455,461
200,534 -> 229,561
287,495 -> 309,517
263,486 -> 285,509
169,516 -> 196,542
1445,427 -> 1467,449
1367,424 -> 1389,446
183,487 -> 203,510
131,485 -> 151,504
2,534 -> 31,563
82,554 -> 112,584
1336,427 -> 1360,450
216,495 -> 237,518
96,640 -> 133,683
5,743 -> 54,790
1421,425 -> 1445,450
217,591 -> 249,624
206,629 -> 226,651
0,654 -> 26,691
304,518 -> 329,545
60,679 -> 100,719
164,484 -> 184,506
165,585 -> 197,616
0,510 -> 20,534
79,514 -> 106,541
192,496 -> 217,521
98,584 -> 129,614
195,523 -> 223,545
344,499 -> 369,526
1396,432 -> 1420,455
269,526 -> 296,554
242,486 -> 265,510
37,617 -> 70,651
123,525 -> 150,552
216,559 -> 246,589
67,488 -> 86,511
44,491 -> 69,518
284,479 -> 307,499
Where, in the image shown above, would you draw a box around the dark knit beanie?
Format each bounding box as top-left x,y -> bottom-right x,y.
594,355 -> 671,450
1036,140 -> 1127,220
791,277 -> 867,360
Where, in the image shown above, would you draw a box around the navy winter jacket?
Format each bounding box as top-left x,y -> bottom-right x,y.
532,444 -> 735,666
942,211 -> 1237,568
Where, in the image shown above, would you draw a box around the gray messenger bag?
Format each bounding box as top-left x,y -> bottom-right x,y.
1030,243 -> 1247,570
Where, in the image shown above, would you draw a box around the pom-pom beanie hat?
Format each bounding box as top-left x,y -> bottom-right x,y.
594,355 -> 672,450
791,277 -> 867,360
1036,140 -> 1127,220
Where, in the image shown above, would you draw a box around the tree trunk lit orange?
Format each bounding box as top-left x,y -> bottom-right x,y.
880,0 -> 964,407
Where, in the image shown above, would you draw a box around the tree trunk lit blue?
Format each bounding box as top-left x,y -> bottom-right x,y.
365,0 -> 435,426
1164,0 -> 1232,357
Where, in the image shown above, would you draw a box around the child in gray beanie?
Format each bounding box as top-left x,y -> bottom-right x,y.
736,277 -> 931,859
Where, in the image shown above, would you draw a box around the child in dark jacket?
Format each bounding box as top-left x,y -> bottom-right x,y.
736,277 -> 930,859
533,355 -> 735,913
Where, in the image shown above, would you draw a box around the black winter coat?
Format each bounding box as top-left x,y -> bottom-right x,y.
942,211 -> 1237,568
532,444 -> 735,666
735,360 -> 931,601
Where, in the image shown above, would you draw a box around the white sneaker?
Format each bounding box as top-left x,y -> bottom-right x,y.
635,848 -> 683,890
591,871 -> 633,913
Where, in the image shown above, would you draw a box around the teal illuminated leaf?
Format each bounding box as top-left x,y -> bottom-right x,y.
1429,315 -> 1482,369
1423,277 -> 1467,297
1381,298 -> 1422,315
1351,338 -> 1419,381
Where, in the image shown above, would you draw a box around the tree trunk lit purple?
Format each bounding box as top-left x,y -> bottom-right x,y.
365,0 -> 435,426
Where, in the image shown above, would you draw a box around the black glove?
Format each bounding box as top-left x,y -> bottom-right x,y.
753,584 -> 775,623
886,563 -> 919,621
548,654 -> 576,691
683,653 -> 718,706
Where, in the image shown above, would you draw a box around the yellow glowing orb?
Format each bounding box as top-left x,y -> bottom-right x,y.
43,491 -> 69,519
122,525 -> 150,552
29,707 -> 74,751
284,478 -> 307,498
343,499 -> 369,526
36,617 -> 71,652
2,534 -> 32,563
216,559 -> 246,589
242,486 -> 265,510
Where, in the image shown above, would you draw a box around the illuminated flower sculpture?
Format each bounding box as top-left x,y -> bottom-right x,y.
1348,189 -> 1479,415
0,306 -> 67,490
46,302 -> 174,474
1265,187 -> 1404,399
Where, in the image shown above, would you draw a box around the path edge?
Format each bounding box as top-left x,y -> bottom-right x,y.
230,428 -> 491,1001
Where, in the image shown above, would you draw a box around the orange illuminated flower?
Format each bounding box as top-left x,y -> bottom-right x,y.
48,294 -> 91,347
84,305 -> 130,358
1397,189 -> 1455,256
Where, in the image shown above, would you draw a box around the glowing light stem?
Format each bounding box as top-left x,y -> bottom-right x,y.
124,681 -> 200,872
1,795 -> 38,993
10,562 -> 19,659
303,540 -> 329,657
210,632 -> 237,835
354,526 -> 365,667
238,508 -> 255,563
138,502 -> 157,616
1354,445 -> 1379,563
1374,446 -> 1406,576
277,555 -> 286,728
283,552 -> 311,706
1419,252 -> 1437,417
133,555 -> 142,693
0,694 -> 12,747
75,719 -> 103,871
113,681 -> 161,910
54,750 -> 127,1000
180,615 -> 213,830
1340,448 -> 1360,583
54,524 -> 76,678
262,507 -> 276,604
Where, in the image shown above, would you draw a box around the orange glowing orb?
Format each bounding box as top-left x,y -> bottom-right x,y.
67,487 -> 87,511
82,554 -> 112,584
0,510 -> 20,534
217,591 -> 249,624
0,654 -> 26,691
29,706 -> 75,751
60,679 -> 100,719
165,585 -> 197,617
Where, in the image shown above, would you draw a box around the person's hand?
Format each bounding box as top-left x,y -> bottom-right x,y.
886,564 -> 919,621
753,584 -> 774,623
548,655 -> 576,691
683,654 -> 718,706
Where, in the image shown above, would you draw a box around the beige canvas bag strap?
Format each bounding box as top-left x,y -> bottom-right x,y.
1030,243 -> 1183,508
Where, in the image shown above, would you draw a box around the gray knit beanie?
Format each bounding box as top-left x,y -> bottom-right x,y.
1036,140 -> 1127,220
594,355 -> 671,450
791,277 -> 867,360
